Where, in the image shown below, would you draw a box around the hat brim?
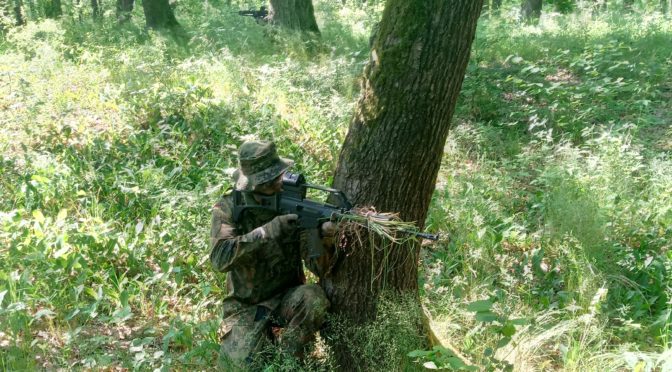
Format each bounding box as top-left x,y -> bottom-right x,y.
234,157 -> 293,191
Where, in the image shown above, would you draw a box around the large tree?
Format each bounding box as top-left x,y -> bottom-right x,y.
322,0 -> 484,367
483,0 -> 503,15
116,0 -> 134,21
91,0 -> 100,19
521,0 -> 543,20
268,0 -> 319,33
45,0 -> 62,18
2,0 -> 24,26
142,0 -> 179,28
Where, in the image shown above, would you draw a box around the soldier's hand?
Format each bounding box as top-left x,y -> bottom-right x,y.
264,214 -> 299,239
320,221 -> 337,238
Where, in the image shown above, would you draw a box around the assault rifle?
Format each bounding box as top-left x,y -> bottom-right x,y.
236,6 -> 268,20
232,172 -> 439,259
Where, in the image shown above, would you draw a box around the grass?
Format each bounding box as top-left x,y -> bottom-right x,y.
1,1 -> 671,370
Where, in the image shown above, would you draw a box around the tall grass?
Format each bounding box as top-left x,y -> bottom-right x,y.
423,6 -> 672,370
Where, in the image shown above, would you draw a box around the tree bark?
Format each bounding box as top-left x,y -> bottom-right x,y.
116,0 -> 134,21
521,0 -> 542,20
268,0 -> 320,33
13,0 -> 25,25
45,0 -> 62,18
90,0 -> 100,19
142,0 -> 179,28
483,0 -> 503,15
323,0 -> 483,368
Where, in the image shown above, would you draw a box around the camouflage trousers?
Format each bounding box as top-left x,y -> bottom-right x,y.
218,284 -> 329,368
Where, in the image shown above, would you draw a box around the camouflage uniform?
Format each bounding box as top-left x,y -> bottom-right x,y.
210,141 -> 330,367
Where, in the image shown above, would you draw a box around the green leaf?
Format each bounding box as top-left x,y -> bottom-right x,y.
467,300 -> 493,312
496,337 -> 512,349
31,175 -> 50,184
501,323 -> 516,337
446,357 -> 466,369
66,308 -> 80,320
53,244 -> 71,259
112,306 -> 133,323
408,349 -> 432,358
423,361 -> 438,369
509,318 -> 529,325
32,210 -> 45,224
120,290 -> 130,307
135,221 -> 144,235
475,311 -> 498,322
57,208 -> 68,222
33,309 -> 55,320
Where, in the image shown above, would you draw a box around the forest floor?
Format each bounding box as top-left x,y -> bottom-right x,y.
1,2 -> 671,371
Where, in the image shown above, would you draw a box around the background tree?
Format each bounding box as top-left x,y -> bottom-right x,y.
91,0 -> 101,19
662,0 -> 670,14
45,0 -> 62,18
323,0 -> 484,368
483,0 -> 503,15
14,0 -> 25,24
521,0 -> 543,20
116,0 -> 134,21
142,0 -> 179,28
268,0 -> 320,33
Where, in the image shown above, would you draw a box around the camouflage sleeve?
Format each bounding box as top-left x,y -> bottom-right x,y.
209,198 -> 268,272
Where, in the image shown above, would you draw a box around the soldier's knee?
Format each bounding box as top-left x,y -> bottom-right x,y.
298,284 -> 329,321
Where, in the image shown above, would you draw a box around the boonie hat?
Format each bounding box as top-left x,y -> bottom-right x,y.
233,141 -> 293,191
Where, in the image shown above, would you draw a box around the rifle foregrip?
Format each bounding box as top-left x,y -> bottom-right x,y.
306,228 -> 323,259
415,232 -> 439,241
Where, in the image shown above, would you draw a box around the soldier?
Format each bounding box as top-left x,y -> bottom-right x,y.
210,140 -> 333,368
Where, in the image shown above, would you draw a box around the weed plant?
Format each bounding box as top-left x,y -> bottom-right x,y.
1,1 -> 671,370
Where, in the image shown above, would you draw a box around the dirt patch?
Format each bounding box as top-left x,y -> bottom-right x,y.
545,68 -> 580,85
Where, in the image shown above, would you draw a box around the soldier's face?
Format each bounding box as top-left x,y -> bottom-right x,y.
254,172 -> 284,195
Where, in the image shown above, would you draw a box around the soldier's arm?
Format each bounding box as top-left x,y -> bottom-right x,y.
209,200 -> 270,272
302,224 -> 336,278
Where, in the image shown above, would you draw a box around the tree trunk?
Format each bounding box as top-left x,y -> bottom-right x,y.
483,0 -> 503,15
90,0 -> 100,19
590,0 -> 607,13
268,0 -> 320,33
116,0 -> 134,21
323,0 -> 483,368
45,0 -> 62,18
662,0 -> 670,14
521,0 -> 542,20
142,0 -> 179,28
26,0 -> 36,20
13,0 -> 25,25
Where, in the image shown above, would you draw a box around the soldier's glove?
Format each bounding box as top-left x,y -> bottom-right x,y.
263,214 -> 299,239
320,221 -> 337,238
